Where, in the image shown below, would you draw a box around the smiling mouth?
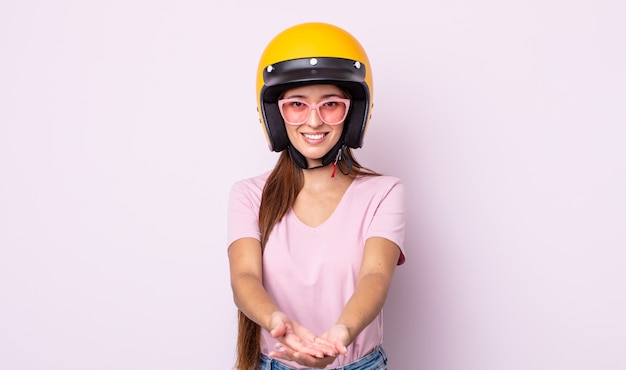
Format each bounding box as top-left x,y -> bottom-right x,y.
302,133 -> 327,140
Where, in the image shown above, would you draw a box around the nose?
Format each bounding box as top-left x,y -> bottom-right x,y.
305,108 -> 324,128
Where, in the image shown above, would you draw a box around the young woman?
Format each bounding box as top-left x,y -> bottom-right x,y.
227,22 -> 407,370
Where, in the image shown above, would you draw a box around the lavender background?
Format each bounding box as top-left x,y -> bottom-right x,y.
1,1 -> 625,369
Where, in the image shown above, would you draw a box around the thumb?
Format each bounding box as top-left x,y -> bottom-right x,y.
270,321 -> 286,338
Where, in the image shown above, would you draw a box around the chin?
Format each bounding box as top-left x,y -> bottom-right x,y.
300,150 -> 330,162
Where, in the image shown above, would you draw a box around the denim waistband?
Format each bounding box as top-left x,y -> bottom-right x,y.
258,345 -> 387,370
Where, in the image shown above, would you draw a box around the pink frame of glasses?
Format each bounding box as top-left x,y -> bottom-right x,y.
277,98 -> 351,125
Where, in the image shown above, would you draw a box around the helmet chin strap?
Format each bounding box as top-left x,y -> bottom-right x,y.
287,140 -> 353,176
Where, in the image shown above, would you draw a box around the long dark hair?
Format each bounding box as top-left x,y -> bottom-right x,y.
234,148 -> 378,370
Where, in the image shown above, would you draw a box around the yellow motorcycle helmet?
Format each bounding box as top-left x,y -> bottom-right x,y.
256,22 -> 374,160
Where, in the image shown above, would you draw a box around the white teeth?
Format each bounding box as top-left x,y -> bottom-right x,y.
303,133 -> 325,140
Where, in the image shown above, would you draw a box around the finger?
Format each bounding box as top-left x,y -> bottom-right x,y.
308,337 -> 340,356
293,352 -> 337,369
337,344 -> 348,355
311,336 -> 335,347
269,322 -> 287,338
269,344 -> 332,366
282,339 -> 325,358
329,340 -> 348,356
269,343 -> 295,361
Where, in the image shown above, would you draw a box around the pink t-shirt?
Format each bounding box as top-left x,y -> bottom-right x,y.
227,171 -> 406,368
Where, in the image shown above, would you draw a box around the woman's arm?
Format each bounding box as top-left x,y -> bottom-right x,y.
228,237 -> 278,331
335,236 -> 401,345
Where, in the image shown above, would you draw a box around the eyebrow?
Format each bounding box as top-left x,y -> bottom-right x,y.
282,93 -> 345,100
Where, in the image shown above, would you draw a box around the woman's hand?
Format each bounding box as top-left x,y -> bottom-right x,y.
267,312 -> 339,366
268,322 -> 350,369
270,343 -> 338,369
320,324 -> 350,356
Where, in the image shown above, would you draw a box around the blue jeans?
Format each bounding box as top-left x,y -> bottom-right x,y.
258,345 -> 388,370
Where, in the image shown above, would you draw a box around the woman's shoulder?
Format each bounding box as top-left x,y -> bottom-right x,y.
228,171 -> 271,209
350,174 -> 405,201
354,173 -> 404,188
230,171 -> 271,195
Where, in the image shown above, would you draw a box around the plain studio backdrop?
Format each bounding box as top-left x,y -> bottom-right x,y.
1,1 -> 625,369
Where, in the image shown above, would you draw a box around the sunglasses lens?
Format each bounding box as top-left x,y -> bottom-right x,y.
318,100 -> 348,124
280,101 -> 309,124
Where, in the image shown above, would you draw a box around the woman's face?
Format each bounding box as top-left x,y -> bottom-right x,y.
279,84 -> 348,168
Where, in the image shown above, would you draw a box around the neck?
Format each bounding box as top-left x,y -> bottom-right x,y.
302,164 -> 352,190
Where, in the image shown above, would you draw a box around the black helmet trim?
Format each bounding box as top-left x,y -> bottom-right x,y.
259,100 -> 289,152
262,57 -> 367,100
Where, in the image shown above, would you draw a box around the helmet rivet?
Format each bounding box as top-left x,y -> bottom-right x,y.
310,58 -> 318,66
354,61 -> 361,69
266,65 -> 274,73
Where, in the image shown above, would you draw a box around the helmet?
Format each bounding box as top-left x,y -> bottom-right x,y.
256,22 -> 374,161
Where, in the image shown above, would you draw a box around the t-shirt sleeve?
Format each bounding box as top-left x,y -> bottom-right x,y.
365,178 -> 407,265
227,180 -> 262,248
